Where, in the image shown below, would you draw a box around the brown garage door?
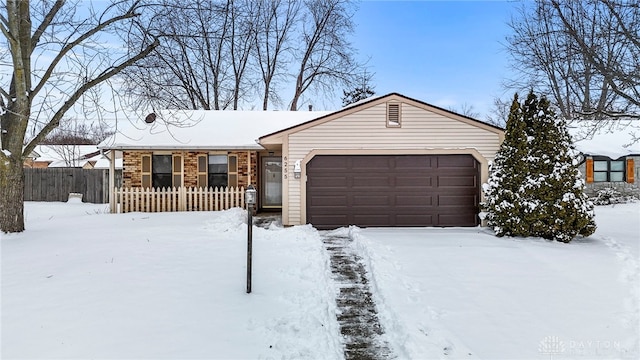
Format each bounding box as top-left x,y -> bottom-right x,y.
306,154 -> 479,229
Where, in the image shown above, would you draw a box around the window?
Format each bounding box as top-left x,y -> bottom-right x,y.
387,103 -> 401,127
208,155 -> 228,188
152,155 -> 172,188
593,157 -> 625,182
197,154 -> 238,188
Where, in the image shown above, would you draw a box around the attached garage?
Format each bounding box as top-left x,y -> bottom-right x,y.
258,93 -> 504,229
306,154 -> 480,229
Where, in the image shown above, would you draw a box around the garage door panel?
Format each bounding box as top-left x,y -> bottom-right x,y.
395,195 -> 432,206
395,176 -> 433,187
352,176 -> 391,187
352,195 -> 390,206
438,175 -> 477,187
306,155 -> 479,229
351,156 -> 390,169
309,155 -> 349,168
438,195 -> 477,207
395,155 -> 433,169
437,155 -> 477,168
438,214 -> 478,226
353,215 -> 391,226
307,176 -> 348,188
396,214 -> 434,226
308,195 -> 348,206
311,215 -> 349,226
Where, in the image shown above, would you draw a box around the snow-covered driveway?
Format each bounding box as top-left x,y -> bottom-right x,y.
353,203 -> 639,359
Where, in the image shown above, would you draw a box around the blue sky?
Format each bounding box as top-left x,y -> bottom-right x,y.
350,0 -> 519,119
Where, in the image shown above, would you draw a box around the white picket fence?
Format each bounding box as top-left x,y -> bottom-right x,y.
113,186 -> 246,213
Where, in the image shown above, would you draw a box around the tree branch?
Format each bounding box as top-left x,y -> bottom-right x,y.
30,0 -> 66,52
30,4 -> 141,99
23,36 -> 159,157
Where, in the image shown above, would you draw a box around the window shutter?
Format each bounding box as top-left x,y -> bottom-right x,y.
228,154 -> 238,188
197,155 -> 208,188
141,155 -> 151,188
627,158 -> 635,183
173,154 -> 183,187
585,158 -> 594,183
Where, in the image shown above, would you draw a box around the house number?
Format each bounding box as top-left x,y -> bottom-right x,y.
283,156 -> 288,179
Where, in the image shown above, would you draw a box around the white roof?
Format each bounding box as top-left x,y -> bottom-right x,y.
31,145 -> 100,165
98,110 -> 332,150
93,157 -> 123,169
569,121 -> 640,159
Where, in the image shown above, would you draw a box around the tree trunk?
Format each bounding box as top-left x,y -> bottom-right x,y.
0,157 -> 25,233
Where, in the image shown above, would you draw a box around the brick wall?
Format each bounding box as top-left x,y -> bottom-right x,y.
232,151 -> 258,188
122,150 -> 258,189
122,151 -> 151,188
183,152 -> 203,187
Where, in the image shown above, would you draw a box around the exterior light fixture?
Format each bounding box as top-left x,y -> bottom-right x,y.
293,160 -> 302,179
246,185 -> 257,206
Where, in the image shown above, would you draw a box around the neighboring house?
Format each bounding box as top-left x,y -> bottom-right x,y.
24,145 -> 101,168
572,125 -> 640,197
99,93 -> 504,229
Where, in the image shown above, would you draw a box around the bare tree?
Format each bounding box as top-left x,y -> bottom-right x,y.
121,0 -> 364,112
121,0 -> 234,110
41,117 -> 114,145
289,0 -> 360,111
486,97 -> 511,128
254,0 -> 299,110
0,0 -> 158,232
448,103 -> 481,120
549,0 -> 639,117
228,0 -> 259,110
505,0 -> 639,130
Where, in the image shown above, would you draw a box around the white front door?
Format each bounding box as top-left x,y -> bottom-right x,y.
261,157 -> 282,207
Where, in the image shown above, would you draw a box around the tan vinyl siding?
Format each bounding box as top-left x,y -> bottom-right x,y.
285,102 -> 502,225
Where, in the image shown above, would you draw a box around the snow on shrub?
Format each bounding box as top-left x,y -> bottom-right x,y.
591,188 -> 638,206
482,92 -> 596,243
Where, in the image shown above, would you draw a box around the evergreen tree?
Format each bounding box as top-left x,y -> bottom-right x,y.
341,86 -> 375,107
483,94 -> 530,237
341,71 -> 375,107
483,92 -> 596,242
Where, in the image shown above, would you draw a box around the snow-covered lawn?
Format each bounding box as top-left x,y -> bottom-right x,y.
1,203 -> 341,359
2,202 -> 639,359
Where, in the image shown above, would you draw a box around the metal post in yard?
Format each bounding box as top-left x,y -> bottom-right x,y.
245,185 -> 256,294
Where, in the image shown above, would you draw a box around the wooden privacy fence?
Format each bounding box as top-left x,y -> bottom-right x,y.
24,168 -> 122,204
113,186 -> 246,213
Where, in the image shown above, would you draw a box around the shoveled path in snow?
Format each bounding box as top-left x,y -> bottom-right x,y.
322,233 -> 394,360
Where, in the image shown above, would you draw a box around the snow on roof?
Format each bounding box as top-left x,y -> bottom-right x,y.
569,121 -> 640,159
93,157 -> 123,169
32,145 -> 100,162
98,110 -> 332,150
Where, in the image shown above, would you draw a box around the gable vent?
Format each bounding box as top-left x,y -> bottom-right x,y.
387,103 -> 401,127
